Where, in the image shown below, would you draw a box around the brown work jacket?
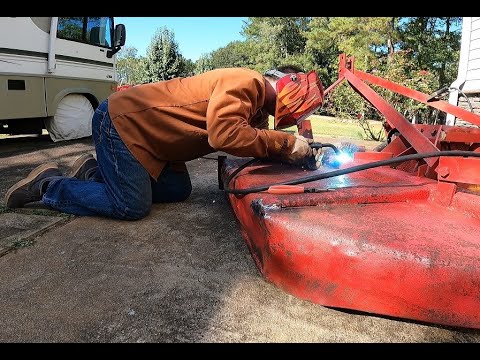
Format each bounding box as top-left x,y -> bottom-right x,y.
108,67 -> 295,179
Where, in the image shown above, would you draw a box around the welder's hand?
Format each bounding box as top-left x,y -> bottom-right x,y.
284,135 -> 314,166
306,148 -> 322,170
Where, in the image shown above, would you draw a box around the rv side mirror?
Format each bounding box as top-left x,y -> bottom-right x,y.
114,24 -> 126,48
107,24 -> 126,58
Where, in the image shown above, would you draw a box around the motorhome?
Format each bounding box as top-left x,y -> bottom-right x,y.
0,17 -> 126,141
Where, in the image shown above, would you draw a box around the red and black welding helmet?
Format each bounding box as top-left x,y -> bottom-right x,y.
265,69 -> 324,130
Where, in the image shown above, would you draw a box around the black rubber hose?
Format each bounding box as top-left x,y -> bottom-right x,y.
311,142 -> 340,154
224,150 -> 480,195
223,157 -> 260,189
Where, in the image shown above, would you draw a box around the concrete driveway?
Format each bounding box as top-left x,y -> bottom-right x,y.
0,135 -> 479,342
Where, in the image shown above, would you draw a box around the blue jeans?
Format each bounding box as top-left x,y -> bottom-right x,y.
42,99 -> 192,220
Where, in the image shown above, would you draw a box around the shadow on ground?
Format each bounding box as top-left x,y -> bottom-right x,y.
0,136 -> 479,342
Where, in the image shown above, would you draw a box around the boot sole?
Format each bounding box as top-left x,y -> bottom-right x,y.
68,153 -> 95,178
5,163 -> 59,207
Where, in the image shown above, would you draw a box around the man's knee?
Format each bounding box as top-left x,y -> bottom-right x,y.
152,162 -> 192,203
174,182 -> 192,202
110,195 -> 151,220
152,181 -> 191,203
170,170 -> 192,202
121,204 -> 151,220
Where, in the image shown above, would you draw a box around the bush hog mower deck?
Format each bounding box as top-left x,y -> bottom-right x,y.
219,54 -> 480,329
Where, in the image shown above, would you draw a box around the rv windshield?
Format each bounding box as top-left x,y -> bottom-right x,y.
57,17 -> 114,49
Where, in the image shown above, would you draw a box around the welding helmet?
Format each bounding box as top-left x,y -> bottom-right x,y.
265,69 -> 324,130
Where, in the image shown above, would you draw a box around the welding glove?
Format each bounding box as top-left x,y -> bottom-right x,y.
284,135 -> 321,169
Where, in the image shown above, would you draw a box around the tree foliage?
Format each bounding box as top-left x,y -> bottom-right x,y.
117,27 -> 194,84
116,46 -> 144,85
398,17 -> 462,86
194,53 -> 214,74
143,26 -> 188,82
240,17 -> 311,73
180,56 -> 195,77
209,41 -> 254,69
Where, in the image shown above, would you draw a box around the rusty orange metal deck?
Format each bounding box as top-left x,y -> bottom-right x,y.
223,158 -> 480,329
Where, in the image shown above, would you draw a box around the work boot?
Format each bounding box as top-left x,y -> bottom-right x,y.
68,153 -> 98,181
5,163 -> 62,208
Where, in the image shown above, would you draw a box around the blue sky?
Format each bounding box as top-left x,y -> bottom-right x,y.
115,17 -> 249,62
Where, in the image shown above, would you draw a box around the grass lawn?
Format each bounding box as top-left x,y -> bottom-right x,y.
269,115 -> 386,141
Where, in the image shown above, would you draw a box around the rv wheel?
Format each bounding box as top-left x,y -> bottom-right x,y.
44,94 -> 94,142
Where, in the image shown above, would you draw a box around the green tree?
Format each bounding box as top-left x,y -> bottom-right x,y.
305,17 -> 459,128
242,17 -> 310,57
329,17 -> 398,61
180,56 -> 195,77
143,26 -> 185,82
306,17 -> 399,76
305,17 -> 460,88
209,41 -> 254,69
116,46 -> 144,85
398,17 -> 461,87
194,53 -> 214,74
241,17 -> 311,72
306,17 -> 402,126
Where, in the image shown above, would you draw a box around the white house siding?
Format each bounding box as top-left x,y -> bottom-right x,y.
448,17 -> 480,126
464,18 -> 480,93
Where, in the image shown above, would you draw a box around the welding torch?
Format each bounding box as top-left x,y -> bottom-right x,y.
305,142 -> 340,170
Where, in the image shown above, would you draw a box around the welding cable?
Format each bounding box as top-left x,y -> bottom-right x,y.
311,142 -> 340,154
223,143 -> 339,189
223,150 -> 480,195
224,158 -> 260,184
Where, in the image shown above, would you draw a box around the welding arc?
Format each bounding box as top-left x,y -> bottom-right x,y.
224,150 -> 480,195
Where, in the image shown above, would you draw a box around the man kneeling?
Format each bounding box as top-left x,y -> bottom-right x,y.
5,66 -> 324,220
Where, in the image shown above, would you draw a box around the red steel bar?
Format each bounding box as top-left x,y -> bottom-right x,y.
355,70 -> 480,127
324,76 -> 345,97
342,68 -> 440,168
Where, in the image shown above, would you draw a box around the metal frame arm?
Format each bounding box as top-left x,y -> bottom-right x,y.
355,70 -> 480,127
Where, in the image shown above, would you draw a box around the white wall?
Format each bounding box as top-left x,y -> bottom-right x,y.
447,17 -> 480,125
463,17 -> 480,92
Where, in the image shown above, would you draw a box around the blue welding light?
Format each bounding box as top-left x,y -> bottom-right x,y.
335,151 -> 353,165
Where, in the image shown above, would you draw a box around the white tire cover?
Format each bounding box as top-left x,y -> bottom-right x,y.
45,94 -> 94,142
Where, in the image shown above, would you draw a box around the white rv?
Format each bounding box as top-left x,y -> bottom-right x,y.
0,17 -> 126,140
